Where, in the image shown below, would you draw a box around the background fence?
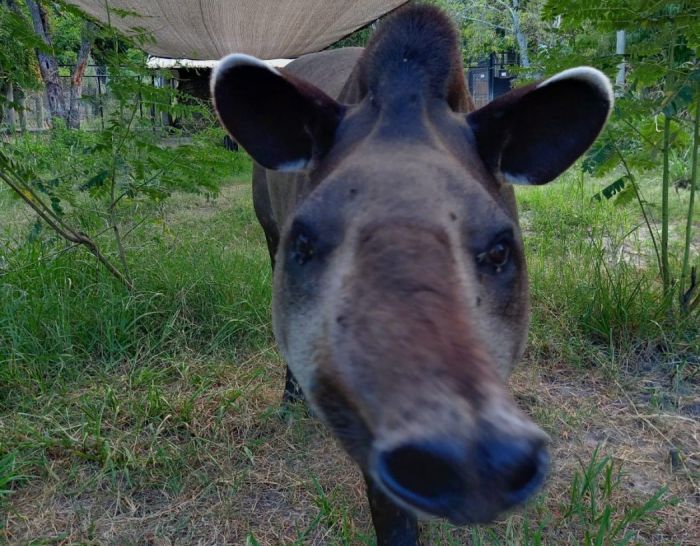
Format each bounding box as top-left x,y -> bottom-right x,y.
1,54 -> 518,135
0,65 -> 176,134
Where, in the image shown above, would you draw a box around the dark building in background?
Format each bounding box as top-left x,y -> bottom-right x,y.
174,67 -> 212,103
466,52 -> 517,108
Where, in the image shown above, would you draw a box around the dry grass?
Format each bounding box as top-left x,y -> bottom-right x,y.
509,358 -> 699,545
2,173 -> 698,545
2,347 -> 698,545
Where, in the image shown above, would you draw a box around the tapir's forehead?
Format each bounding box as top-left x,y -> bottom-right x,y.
313,92 -> 504,210
306,140 -> 512,228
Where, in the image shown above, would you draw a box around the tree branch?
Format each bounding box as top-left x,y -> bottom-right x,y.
0,164 -> 133,290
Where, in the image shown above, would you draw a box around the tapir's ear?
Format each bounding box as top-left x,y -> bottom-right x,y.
211,54 -> 345,171
466,67 -> 613,185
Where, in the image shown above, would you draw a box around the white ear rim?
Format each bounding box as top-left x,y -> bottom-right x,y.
210,53 -> 281,97
537,66 -> 614,113
276,158 -> 310,172
500,67 -> 614,185
210,54 -> 313,172
503,172 -> 533,186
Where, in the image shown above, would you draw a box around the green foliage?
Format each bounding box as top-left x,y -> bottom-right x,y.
428,0 -> 551,65
0,452 -> 25,503
50,6 -> 84,67
331,23 -> 374,49
0,2 -> 41,103
540,0 -> 700,314
563,448 -> 668,546
590,175 -> 630,202
1,4 -> 248,286
538,0 -> 698,172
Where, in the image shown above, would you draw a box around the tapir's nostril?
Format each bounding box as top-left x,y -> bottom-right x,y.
376,437 -> 549,522
476,437 -> 549,504
377,443 -> 465,514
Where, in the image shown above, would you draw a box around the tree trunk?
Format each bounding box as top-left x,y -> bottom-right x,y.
3,0 -> 25,133
68,22 -> 95,129
25,0 -> 66,125
510,0 -> 530,68
5,82 -> 16,132
3,0 -> 17,129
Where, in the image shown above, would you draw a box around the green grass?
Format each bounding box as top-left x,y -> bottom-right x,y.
426,449 -> 668,546
517,170 -> 700,372
0,174 -> 270,406
0,163 -> 697,544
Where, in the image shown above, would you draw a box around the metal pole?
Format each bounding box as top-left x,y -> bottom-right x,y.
97,70 -> 104,130
150,74 -> 157,135
615,30 -> 626,95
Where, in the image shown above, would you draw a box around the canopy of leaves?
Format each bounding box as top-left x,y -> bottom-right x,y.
429,0 -> 551,63
0,2 -> 41,99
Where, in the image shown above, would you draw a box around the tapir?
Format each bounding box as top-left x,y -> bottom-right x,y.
211,4 -> 612,544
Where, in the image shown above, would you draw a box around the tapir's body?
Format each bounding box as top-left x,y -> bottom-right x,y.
212,5 -> 613,545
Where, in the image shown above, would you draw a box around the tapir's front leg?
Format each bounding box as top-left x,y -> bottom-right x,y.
364,473 -> 420,546
283,365 -> 305,404
250,170 -> 306,407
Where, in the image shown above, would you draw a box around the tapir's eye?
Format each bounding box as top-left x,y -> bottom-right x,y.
291,230 -> 316,265
477,241 -> 511,272
488,243 -> 510,267
287,216 -> 340,269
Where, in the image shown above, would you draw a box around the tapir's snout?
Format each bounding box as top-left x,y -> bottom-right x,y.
318,218 -> 549,523
374,432 -> 549,523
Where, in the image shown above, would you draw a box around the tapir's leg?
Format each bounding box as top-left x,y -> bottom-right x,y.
364,474 -> 420,546
283,366 -> 305,404
252,165 -> 307,406
252,165 -> 280,269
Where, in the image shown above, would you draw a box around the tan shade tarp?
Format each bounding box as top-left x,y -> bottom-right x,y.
66,0 -> 408,60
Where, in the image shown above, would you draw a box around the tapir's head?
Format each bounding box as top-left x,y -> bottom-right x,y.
212,5 -> 612,525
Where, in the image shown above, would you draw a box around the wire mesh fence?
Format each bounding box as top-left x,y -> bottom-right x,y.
0,65 -> 175,134
1,55 -> 519,135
